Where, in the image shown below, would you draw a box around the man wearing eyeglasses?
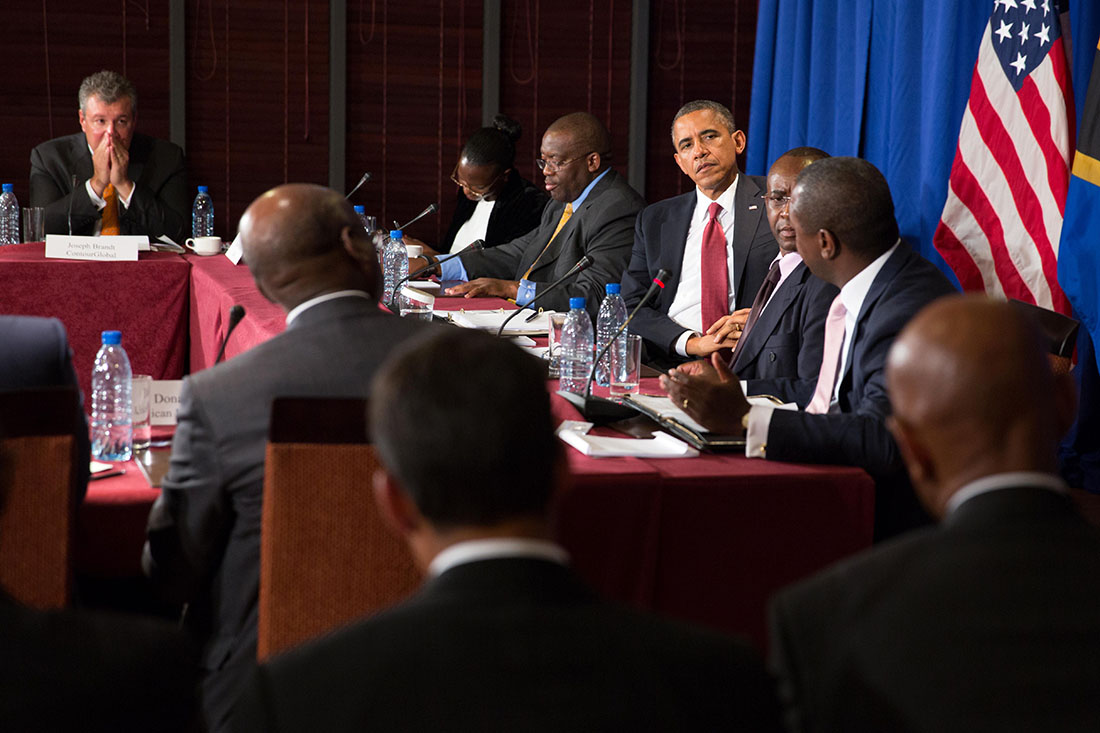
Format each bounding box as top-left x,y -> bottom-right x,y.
431,112 -> 645,318
620,100 -> 777,368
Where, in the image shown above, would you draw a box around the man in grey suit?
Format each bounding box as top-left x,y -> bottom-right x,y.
231,328 -> 783,732
142,183 -> 428,732
30,70 -> 188,242
769,296 -> 1100,732
621,100 -> 778,367
429,112 -> 645,318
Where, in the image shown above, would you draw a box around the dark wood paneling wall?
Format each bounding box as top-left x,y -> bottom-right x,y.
0,1 -> 758,244
645,0 -> 760,203
344,0 -> 483,246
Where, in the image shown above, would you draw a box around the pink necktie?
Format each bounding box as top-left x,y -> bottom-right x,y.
805,295 -> 847,414
700,202 -> 729,332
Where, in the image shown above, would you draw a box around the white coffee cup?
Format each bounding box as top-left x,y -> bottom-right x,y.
186,236 -> 223,256
405,244 -> 423,258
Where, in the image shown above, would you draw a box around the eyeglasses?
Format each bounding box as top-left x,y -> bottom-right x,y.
450,165 -> 506,201
535,154 -> 591,173
762,193 -> 792,209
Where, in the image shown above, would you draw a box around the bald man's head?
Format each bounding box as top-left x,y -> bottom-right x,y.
886,295 -> 1076,517
538,113 -> 613,203
766,148 -> 830,252
239,183 -> 380,311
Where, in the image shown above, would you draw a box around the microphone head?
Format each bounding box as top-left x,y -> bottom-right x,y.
653,268 -> 671,288
575,255 -> 594,271
425,203 -> 438,215
467,239 -> 486,252
361,172 -> 372,185
229,304 -> 246,324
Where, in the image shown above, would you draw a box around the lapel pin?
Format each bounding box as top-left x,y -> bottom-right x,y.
748,204 -> 759,211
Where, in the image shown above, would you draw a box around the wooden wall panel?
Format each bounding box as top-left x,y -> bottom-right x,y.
0,3 -> 171,209
498,0 -> 634,195
344,0 -> 483,248
645,0 -> 759,203
186,0 -> 331,239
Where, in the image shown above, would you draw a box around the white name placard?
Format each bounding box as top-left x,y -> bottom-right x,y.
45,234 -> 146,261
150,380 -> 184,426
225,232 -> 244,264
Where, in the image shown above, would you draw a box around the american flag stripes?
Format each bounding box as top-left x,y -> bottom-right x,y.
934,0 -> 1072,314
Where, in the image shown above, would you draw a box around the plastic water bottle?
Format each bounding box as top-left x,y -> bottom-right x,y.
0,183 -> 20,245
90,330 -> 133,462
192,185 -> 214,237
354,205 -> 373,236
594,283 -> 628,386
382,229 -> 409,309
559,297 -> 594,394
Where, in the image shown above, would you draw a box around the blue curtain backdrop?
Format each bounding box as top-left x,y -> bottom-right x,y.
748,1 -> 998,285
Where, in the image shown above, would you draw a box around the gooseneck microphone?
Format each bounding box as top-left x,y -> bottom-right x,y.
388,239 -> 486,312
494,255 -> 594,338
344,172 -> 372,200
67,173 -> 78,239
214,305 -> 246,364
583,269 -> 670,401
395,203 -> 438,231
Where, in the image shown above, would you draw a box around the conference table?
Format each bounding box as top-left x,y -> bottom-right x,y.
47,252 -> 876,651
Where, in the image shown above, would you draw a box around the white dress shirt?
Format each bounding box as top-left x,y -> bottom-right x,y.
667,178 -> 739,355
284,290 -> 372,326
450,198 -> 496,254
428,537 -> 570,578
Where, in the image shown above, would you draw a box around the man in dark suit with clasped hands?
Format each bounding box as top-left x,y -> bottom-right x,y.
769,296 -> 1100,732
437,111 -> 645,318
30,70 -> 188,242
143,183 -> 429,732
621,100 -> 778,368
663,157 -> 957,539
231,328 -> 783,733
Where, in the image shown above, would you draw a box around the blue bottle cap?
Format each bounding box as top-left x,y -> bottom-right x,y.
605,283 -> 621,295
389,230 -> 403,239
197,185 -> 208,193
1,183 -> 12,193
354,205 -> 365,214
570,297 -> 586,309
101,330 -> 122,345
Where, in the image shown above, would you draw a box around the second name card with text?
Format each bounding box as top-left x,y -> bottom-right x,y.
45,234 -> 147,261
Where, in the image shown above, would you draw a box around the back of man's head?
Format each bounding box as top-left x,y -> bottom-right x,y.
886,295 -> 1076,517
369,329 -> 559,529
792,156 -> 899,260
239,183 -> 380,311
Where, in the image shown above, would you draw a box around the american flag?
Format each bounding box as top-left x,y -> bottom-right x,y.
934,0 -> 1072,314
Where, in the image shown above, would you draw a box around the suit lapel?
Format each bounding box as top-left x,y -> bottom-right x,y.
657,191 -> 695,308
70,134 -> 94,185
732,261 -> 805,371
731,176 -> 767,304
838,241 -> 911,388
127,134 -> 147,187
525,170 -> 617,278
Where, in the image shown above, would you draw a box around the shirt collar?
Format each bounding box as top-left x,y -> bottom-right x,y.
946,472 -> 1068,515
692,175 -> 739,221
570,168 -> 612,209
284,290 -> 371,326
838,239 -> 900,321
776,251 -> 803,281
428,538 -> 570,578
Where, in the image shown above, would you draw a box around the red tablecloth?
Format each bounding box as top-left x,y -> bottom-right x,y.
187,253 -> 287,370
0,243 -> 190,401
74,288 -> 875,650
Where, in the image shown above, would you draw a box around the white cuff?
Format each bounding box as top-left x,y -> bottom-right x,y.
674,330 -> 694,357
744,404 -> 774,459
84,180 -> 134,210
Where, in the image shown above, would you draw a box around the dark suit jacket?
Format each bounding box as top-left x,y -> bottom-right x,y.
232,557 -> 783,732
0,588 -> 200,732
142,296 -> 428,732
0,315 -> 90,499
621,175 -> 777,364
769,486 -> 1100,733
441,169 -> 548,251
30,131 -> 189,242
732,260 -> 837,403
460,168 -> 645,318
752,241 -> 957,538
